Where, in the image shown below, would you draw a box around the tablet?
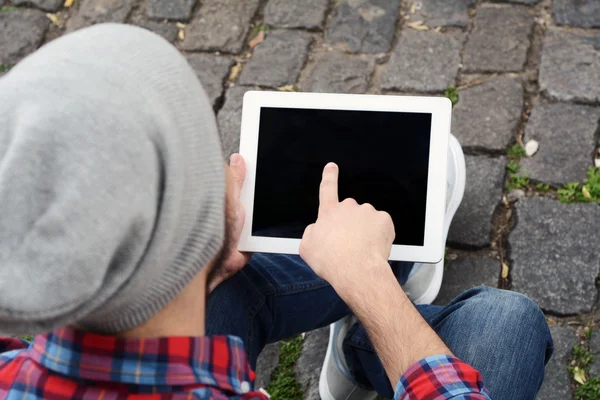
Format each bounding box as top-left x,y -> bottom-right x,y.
237,91 -> 451,263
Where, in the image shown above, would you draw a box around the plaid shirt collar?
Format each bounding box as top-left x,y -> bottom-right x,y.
28,327 -> 256,394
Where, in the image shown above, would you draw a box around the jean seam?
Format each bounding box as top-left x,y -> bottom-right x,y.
273,280 -> 330,295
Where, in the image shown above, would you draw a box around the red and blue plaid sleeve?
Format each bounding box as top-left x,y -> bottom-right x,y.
394,355 -> 492,400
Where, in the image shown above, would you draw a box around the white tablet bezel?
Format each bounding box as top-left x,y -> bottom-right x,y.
237,91 -> 451,263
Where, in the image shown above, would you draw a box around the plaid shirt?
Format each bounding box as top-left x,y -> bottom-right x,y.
0,328 -> 491,399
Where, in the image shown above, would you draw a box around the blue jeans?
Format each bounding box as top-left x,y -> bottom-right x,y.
206,254 -> 553,400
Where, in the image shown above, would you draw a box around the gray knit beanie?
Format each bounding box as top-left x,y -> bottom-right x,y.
0,24 -> 225,335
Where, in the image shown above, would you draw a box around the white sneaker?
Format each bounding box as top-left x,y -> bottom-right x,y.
319,134 -> 466,400
403,134 -> 466,305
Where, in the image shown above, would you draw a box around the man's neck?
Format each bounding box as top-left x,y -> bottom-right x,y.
119,267 -> 209,338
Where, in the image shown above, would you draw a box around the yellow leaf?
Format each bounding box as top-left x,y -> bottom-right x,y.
434,26 -> 441,33
582,185 -> 591,199
277,84 -> 298,92
228,63 -> 243,82
63,0 -> 74,7
176,23 -> 186,41
410,3 -> 416,14
501,263 -> 509,279
406,21 -> 429,31
46,13 -> 58,25
248,30 -> 265,49
573,367 -> 587,385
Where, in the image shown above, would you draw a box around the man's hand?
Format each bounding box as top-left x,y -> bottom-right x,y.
207,154 -> 251,293
300,162 -> 452,386
300,162 -> 395,292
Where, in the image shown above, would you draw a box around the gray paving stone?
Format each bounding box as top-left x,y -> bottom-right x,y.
327,0 -> 401,54
181,0 -> 260,54
510,198 -> 600,315
553,0 -> 600,28
138,21 -> 179,42
536,326 -> 576,400
12,0 -> 62,12
185,54 -> 233,107
239,30 -> 312,88
381,30 -> 462,93
67,0 -> 135,32
146,0 -> 195,21
302,51 -> 373,94
463,5 -> 534,72
539,29 -> 600,104
434,255 -> 499,305
264,0 -> 329,29
255,342 -> 281,390
0,9 -> 49,66
520,103 -> 600,185
218,86 -> 253,157
452,77 -> 523,150
448,156 -> 506,247
412,0 -> 476,28
295,327 -> 329,400
491,0 -> 540,4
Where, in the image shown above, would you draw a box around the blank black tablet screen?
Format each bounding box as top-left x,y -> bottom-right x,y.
252,107 -> 432,246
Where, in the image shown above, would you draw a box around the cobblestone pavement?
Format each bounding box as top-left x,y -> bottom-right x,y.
1,0 -> 599,398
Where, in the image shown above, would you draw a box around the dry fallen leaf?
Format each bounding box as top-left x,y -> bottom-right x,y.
63,0 -> 74,7
573,367 -> 587,385
434,26 -> 441,33
406,21 -> 429,31
410,3 -> 416,14
176,22 -> 186,41
228,63 -> 243,82
501,263 -> 509,279
546,317 -> 557,325
277,84 -> 298,92
46,13 -> 59,25
582,185 -> 592,199
248,30 -> 265,49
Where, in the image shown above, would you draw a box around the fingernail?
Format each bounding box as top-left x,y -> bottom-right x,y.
230,154 -> 241,166
326,162 -> 337,169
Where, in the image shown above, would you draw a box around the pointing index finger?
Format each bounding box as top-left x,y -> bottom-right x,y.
319,162 -> 339,215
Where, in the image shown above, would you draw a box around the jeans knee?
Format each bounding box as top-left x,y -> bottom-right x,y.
470,287 -> 548,332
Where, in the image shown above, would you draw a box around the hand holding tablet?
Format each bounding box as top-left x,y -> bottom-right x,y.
237,91 -> 451,263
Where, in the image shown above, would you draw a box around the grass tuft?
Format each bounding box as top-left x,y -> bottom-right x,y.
0,6 -> 17,11
508,143 -> 527,160
558,168 -> 600,204
444,86 -> 459,106
266,336 -> 304,400
536,183 -> 550,193
252,24 -> 271,35
576,376 -> 600,400
506,161 -> 530,190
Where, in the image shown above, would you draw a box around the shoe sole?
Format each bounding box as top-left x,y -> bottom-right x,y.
319,322 -> 338,400
406,134 -> 466,305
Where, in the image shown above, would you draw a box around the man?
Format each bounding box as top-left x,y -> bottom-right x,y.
0,24 -> 551,400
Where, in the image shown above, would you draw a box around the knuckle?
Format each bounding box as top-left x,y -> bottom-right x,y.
379,210 -> 392,222
361,202 -> 375,211
342,198 -> 357,206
